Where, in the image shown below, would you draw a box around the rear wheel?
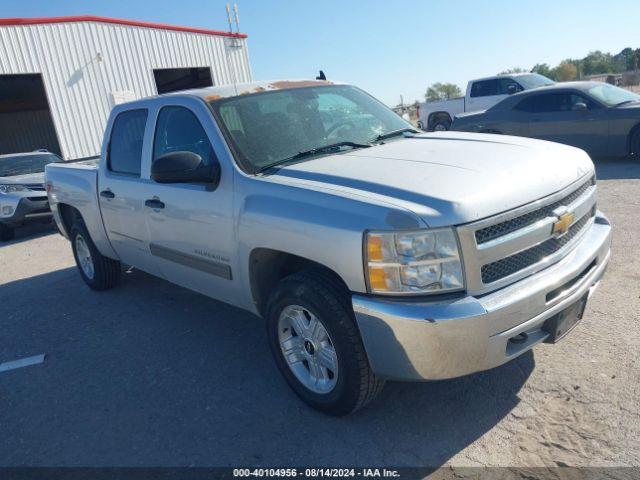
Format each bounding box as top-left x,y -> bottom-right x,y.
70,220 -> 121,290
265,270 -> 384,416
432,119 -> 451,132
0,223 -> 15,241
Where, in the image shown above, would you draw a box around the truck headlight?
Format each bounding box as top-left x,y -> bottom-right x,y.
365,229 -> 464,295
0,184 -> 27,194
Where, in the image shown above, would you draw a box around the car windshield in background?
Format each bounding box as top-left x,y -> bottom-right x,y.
516,73 -> 555,89
587,84 -> 640,107
0,153 -> 61,177
209,85 -> 411,172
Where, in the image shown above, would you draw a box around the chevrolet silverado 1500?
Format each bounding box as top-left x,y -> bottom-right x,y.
46,80 -> 611,415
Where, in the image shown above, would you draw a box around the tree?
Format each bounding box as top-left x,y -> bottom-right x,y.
531,63 -> 554,79
553,61 -> 578,81
425,82 -> 462,102
581,50 -> 613,76
498,67 -> 527,75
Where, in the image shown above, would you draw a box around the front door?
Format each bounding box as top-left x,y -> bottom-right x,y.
466,78 -> 508,113
98,108 -> 161,276
142,99 -> 238,304
527,92 -> 609,155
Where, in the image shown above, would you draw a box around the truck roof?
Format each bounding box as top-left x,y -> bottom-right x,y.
471,72 -> 540,82
172,79 -> 342,102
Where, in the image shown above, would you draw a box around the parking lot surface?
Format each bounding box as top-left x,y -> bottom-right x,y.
1,158 -> 638,467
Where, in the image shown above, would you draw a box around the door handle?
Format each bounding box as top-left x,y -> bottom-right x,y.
145,198 -> 165,209
100,190 -> 115,199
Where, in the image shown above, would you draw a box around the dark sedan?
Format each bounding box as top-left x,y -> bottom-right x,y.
451,81 -> 640,158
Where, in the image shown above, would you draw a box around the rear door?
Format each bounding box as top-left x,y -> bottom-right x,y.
527,91 -> 609,154
98,108 -> 162,276
142,97 -> 239,304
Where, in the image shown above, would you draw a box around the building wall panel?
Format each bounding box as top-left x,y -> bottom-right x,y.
0,20 -> 251,159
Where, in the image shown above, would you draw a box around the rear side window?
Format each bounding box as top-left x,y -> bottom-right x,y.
514,96 -> 536,112
108,109 -> 147,176
153,106 -> 216,165
470,79 -> 499,98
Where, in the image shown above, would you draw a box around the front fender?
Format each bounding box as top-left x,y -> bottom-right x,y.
235,177 -> 424,310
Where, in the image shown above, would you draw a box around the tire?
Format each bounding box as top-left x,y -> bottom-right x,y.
265,269 -> 384,416
0,223 -> 15,241
432,119 -> 451,132
630,128 -> 640,159
70,219 -> 121,290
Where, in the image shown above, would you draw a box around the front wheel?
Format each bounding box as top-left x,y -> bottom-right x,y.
265,270 -> 384,416
70,220 -> 121,290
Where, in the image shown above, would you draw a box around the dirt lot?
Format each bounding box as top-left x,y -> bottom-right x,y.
0,158 -> 638,467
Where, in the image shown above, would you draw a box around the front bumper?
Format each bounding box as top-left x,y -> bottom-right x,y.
352,213 -> 612,381
0,195 -> 52,227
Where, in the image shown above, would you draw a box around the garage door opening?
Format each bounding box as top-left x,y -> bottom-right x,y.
153,67 -> 214,95
0,74 -> 61,156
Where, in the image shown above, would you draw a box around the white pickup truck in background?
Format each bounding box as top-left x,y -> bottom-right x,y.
418,73 -> 555,131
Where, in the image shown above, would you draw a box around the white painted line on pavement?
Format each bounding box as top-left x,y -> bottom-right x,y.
0,354 -> 46,373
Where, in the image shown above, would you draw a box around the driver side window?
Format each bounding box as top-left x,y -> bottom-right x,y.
498,78 -> 522,95
153,106 -> 216,165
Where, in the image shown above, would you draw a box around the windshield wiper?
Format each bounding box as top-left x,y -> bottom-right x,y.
369,127 -> 418,143
256,141 -> 371,174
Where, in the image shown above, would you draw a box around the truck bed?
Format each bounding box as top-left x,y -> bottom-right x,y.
45,161 -> 116,258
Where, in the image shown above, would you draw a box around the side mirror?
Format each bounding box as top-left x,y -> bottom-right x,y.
151,151 -> 221,188
572,102 -> 588,112
507,84 -> 518,95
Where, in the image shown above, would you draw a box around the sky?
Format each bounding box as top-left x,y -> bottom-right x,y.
1,0 -> 638,105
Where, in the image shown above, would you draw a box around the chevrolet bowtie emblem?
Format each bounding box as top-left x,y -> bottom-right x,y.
552,212 -> 575,236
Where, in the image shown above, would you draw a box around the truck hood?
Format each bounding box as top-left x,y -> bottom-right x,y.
269,132 -> 594,227
0,172 -> 45,184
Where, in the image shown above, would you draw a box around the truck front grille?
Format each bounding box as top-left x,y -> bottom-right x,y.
456,174 -> 598,295
480,210 -> 592,284
475,177 -> 594,244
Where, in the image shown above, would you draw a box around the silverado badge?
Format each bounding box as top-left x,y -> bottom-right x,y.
552,212 -> 575,237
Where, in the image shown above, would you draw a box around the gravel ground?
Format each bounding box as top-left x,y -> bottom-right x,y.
0,157 -> 638,467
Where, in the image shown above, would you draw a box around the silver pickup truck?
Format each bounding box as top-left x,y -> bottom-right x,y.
46,80 -> 611,416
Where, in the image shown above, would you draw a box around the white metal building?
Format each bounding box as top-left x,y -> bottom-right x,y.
0,15 -> 251,160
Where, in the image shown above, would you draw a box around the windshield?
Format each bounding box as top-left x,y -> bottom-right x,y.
516,73 -> 555,89
209,85 -> 411,172
587,84 -> 640,107
0,153 -> 61,177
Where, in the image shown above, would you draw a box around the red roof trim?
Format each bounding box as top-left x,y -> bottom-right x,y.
0,15 -> 247,38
